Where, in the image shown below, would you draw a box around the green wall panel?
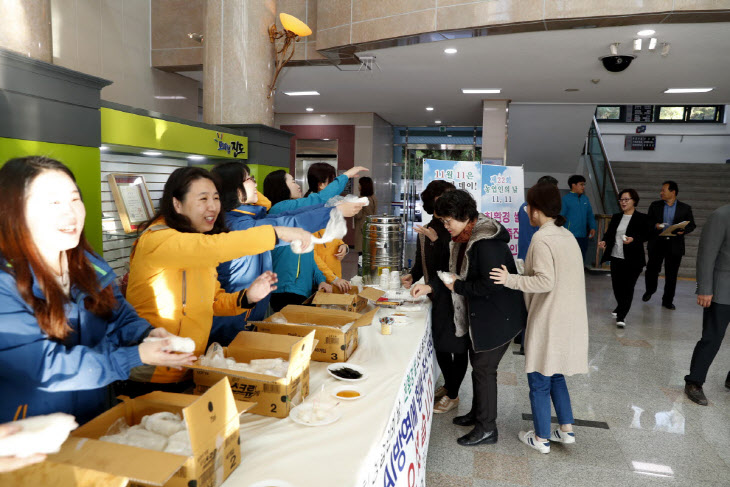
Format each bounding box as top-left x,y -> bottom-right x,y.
0,138 -> 103,253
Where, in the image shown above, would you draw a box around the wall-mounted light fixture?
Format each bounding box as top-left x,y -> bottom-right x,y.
268,13 -> 312,98
188,33 -> 204,43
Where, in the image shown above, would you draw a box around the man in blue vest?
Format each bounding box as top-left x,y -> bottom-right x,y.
561,175 -> 596,258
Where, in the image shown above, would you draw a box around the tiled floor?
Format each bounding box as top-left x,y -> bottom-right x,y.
424,273 -> 730,486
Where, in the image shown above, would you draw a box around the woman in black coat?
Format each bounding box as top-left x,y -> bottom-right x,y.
598,188 -> 651,328
412,190 -> 526,447
402,181 -> 470,414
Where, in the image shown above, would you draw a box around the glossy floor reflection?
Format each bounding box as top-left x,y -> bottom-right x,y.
426,273 -> 730,486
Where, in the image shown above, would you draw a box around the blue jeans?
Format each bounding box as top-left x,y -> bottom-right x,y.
527,372 -> 574,439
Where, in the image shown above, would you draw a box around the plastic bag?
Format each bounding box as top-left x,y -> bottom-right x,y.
141,412 -> 185,437
437,271 -> 456,285
199,342 -> 228,369
143,335 -> 195,353
164,429 -> 193,456
291,207 -> 347,254
0,413 -> 78,457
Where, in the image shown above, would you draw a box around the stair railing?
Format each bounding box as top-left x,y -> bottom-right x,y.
584,117 -> 620,269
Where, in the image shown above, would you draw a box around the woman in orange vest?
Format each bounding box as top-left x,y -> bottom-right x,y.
121,167 -> 311,396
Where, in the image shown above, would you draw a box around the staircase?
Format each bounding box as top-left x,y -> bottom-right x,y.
611,162 -> 730,279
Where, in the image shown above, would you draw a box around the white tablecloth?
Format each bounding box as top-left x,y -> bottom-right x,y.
225,306 -> 435,487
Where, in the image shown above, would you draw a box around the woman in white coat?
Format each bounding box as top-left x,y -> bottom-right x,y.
490,182 -> 589,454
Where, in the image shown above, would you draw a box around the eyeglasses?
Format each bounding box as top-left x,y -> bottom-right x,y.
439,217 -> 454,225
618,198 -> 632,202
245,175 -> 256,183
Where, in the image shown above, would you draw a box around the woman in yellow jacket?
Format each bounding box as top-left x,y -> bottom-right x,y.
121,167 -> 311,396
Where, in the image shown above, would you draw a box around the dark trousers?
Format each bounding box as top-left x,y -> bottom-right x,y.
610,258 -> 643,321
269,292 -> 307,312
435,351 -> 469,400
576,237 -> 589,259
468,342 -> 509,431
645,241 -> 682,305
685,302 -> 730,386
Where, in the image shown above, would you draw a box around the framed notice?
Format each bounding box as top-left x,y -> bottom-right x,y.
107,174 -> 154,233
624,135 -> 656,151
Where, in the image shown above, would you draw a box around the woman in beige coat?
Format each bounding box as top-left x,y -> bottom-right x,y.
491,182 -> 588,454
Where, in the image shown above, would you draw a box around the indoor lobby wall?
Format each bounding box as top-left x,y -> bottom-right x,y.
274,112 -> 377,174
51,0 -> 200,121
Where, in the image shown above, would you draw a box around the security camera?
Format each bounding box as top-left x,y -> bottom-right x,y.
599,55 -> 636,72
599,42 -> 635,72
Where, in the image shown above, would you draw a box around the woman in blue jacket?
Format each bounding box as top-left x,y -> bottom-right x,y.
209,162 -> 364,344
0,157 -> 194,425
263,165 -> 368,311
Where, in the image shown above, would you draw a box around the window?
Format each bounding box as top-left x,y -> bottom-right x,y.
689,106 -> 718,121
654,105 -> 724,123
658,106 -> 685,121
595,106 -> 622,120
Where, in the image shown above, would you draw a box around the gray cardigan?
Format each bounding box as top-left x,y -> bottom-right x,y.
696,204 -> 730,305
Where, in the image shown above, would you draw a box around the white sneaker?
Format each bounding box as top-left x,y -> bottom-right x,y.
611,312 -> 618,318
550,428 -> 576,444
617,321 -> 626,328
519,430 -> 550,454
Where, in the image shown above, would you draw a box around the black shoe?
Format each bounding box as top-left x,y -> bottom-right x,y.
453,412 -> 476,427
725,371 -> 730,389
662,303 -> 676,310
642,292 -> 652,302
685,383 -> 708,406
457,426 -> 498,446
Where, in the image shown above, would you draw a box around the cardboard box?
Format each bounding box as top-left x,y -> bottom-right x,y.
2,379 -> 254,487
308,286 -> 384,313
250,305 -> 377,363
189,331 -> 315,419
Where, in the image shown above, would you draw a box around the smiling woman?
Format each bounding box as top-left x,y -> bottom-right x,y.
0,157 -> 197,432
121,166 -> 314,397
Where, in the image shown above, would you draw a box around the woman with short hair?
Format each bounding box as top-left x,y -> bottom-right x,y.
402,180 -> 470,413
412,190 -> 526,447
598,188 -> 651,328
491,182 -> 589,454
0,157 -> 193,426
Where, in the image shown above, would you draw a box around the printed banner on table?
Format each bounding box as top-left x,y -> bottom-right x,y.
361,324 -> 435,487
481,164 -> 525,256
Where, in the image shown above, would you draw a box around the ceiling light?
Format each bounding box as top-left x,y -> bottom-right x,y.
462,89 -> 501,94
154,95 -> 187,100
306,107 -> 314,112
664,88 -> 714,93
284,91 -> 320,96
187,155 -> 205,161
435,120 -> 442,124
323,138 -> 330,141
426,107 -> 434,111
648,38 -> 657,50
444,48 -> 457,54
142,151 -> 162,156
320,114 -> 326,117
633,38 -> 642,51
637,29 -> 655,36
100,146 -> 109,151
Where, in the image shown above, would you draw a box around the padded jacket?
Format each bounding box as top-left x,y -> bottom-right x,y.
0,252 -> 152,424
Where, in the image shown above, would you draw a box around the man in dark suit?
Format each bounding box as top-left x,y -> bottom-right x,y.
642,180 -> 696,310
684,204 -> 730,405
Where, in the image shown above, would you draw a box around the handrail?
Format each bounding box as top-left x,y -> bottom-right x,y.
592,117 -> 619,198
